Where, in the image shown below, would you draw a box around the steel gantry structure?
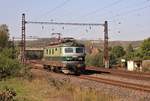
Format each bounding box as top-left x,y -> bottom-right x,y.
21,13 -> 109,68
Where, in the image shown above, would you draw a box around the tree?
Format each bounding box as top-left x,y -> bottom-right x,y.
125,44 -> 134,60
140,37 -> 150,59
0,24 -> 9,48
126,44 -> 134,53
109,53 -> 117,66
111,46 -> 125,58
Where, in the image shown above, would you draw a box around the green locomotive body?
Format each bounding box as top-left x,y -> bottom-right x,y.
43,38 -> 85,74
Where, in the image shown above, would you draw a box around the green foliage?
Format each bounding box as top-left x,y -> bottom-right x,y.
126,44 -> 134,53
0,48 -> 16,59
0,55 -> 22,79
109,46 -> 125,66
0,47 -> 22,79
125,44 -> 135,60
140,37 -> 150,59
109,53 -> 117,66
0,24 -> 31,80
111,45 -> 125,58
0,24 -> 9,48
85,52 -> 104,67
125,38 -> 150,60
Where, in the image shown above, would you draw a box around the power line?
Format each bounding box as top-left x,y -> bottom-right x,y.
114,0 -> 150,13
107,1 -> 150,23
77,0 -> 123,18
114,4 -> 150,18
34,0 -> 71,20
108,4 -> 150,39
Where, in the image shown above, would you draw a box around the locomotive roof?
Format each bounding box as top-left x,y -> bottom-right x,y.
45,38 -> 84,48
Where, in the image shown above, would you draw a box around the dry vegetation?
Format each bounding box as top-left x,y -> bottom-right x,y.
0,72 -> 120,101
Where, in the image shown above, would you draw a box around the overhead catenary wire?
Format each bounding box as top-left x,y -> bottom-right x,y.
34,0 -> 71,20
77,0 -> 123,19
113,4 -> 150,18
112,0 -> 150,15
108,3 -> 150,40
26,21 -> 104,26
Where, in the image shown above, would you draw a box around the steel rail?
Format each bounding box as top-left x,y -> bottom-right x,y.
79,75 -> 150,93
87,67 -> 150,80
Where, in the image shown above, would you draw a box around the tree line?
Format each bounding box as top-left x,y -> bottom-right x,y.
85,37 -> 150,68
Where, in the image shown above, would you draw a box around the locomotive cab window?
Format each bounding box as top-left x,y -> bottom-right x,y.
49,49 -> 51,54
52,49 -> 54,54
65,48 -> 73,53
46,49 -> 48,54
76,47 -> 83,53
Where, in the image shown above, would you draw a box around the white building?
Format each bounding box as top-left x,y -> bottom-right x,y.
127,60 -> 142,71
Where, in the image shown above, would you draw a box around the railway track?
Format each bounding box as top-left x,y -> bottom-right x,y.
28,60 -> 150,93
29,60 -> 150,80
79,75 -> 150,93
87,66 -> 150,80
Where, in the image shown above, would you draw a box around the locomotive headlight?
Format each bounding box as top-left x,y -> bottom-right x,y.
77,64 -> 81,67
78,57 -> 83,61
66,57 -> 72,60
66,58 -> 70,60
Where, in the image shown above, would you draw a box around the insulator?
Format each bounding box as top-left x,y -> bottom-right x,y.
86,29 -> 88,33
89,26 -> 91,30
118,22 -> 121,24
42,26 -> 44,30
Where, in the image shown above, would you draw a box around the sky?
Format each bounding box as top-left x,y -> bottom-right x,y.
0,0 -> 150,41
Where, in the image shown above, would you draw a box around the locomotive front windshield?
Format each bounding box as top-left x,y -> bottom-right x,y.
76,47 -> 84,53
64,47 -> 84,53
65,48 -> 73,53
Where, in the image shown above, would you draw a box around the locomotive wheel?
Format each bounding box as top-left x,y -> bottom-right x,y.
43,65 -> 49,69
50,66 -> 55,72
62,69 -> 70,74
54,67 -> 61,73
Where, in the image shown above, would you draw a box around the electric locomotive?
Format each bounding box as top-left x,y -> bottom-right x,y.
42,38 -> 85,74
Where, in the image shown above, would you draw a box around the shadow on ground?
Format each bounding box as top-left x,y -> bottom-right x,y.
81,69 -> 110,75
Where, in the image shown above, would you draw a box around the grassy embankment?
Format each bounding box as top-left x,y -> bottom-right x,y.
0,74 -> 120,101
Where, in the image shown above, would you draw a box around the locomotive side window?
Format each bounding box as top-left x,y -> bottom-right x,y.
60,48 -> 62,54
76,47 -> 83,53
52,49 -> 54,54
65,48 -> 73,53
49,49 -> 51,54
46,49 -> 48,54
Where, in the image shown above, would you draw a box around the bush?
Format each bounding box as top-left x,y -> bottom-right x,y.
0,48 -> 15,59
109,53 -> 117,66
0,55 -> 22,79
0,87 -> 16,101
142,60 -> 150,72
85,53 -> 104,67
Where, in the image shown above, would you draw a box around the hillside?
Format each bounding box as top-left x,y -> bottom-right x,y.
23,38 -> 142,48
